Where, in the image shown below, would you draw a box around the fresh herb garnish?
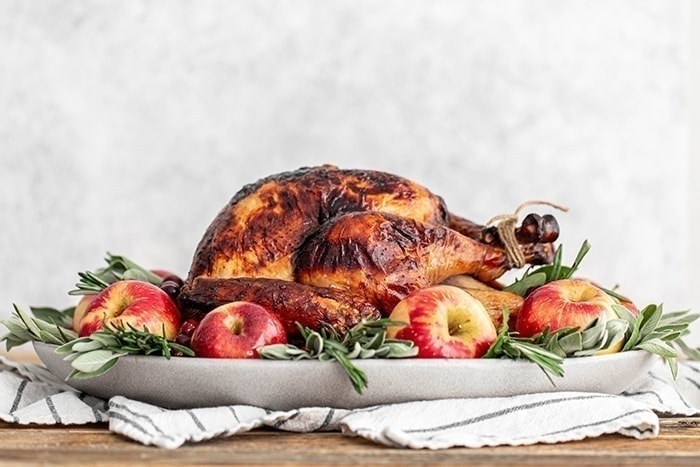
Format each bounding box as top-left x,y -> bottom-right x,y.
524,304 -> 699,380
537,318 -> 629,358
27,305 -> 75,330
505,240 -> 591,296
69,252 -> 163,296
259,319 -> 418,394
614,304 -> 699,379
1,304 -> 78,350
486,300 -> 700,384
1,304 -> 192,380
55,324 -> 194,379
484,308 -> 565,383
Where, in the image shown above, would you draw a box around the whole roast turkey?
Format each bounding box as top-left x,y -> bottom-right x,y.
178,165 -> 560,337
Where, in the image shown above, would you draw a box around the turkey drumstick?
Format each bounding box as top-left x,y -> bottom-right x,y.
294,211 -> 552,314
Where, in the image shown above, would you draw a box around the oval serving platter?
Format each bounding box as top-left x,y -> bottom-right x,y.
33,341 -> 658,411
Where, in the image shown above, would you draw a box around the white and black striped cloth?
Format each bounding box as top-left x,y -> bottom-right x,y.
1,356 -> 698,449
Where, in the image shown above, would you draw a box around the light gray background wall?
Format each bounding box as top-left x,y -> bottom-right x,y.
2,1 -> 695,341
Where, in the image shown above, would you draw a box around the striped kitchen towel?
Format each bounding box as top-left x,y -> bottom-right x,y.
1,356 -> 698,449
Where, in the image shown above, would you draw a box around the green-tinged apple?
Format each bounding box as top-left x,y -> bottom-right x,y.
77,280 -> 181,338
586,279 -> 639,316
515,279 -> 618,338
386,285 -> 497,358
190,302 -> 287,358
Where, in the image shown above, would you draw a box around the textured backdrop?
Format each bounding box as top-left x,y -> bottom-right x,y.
0,1 -> 692,339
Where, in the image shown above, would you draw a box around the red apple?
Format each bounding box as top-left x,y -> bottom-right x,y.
587,279 -> 639,316
77,280 -> 181,339
386,285 -> 498,358
190,302 -> 287,358
515,279 -> 618,338
72,294 -> 98,332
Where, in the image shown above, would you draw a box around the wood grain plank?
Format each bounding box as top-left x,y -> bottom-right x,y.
1,420 -> 700,466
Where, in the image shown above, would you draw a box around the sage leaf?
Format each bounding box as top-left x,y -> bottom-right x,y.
37,329 -> 66,345
55,337 -> 90,354
69,357 -> 121,379
70,350 -> 123,373
2,335 -> 26,351
639,305 -> 663,339
14,305 -> 41,337
2,321 -> 34,341
504,272 -> 547,296
257,344 -> 295,360
30,306 -> 74,329
260,319 -> 416,394
557,332 -> 583,354
71,340 -> 106,353
635,339 -> 677,359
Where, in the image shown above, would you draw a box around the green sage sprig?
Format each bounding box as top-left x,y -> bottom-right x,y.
614,304 -> 699,379
538,318 -> 629,358
55,324 -> 194,379
1,304 -> 78,351
532,304 -> 699,379
505,240 -> 591,296
259,318 -> 418,394
69,252 -> 164,295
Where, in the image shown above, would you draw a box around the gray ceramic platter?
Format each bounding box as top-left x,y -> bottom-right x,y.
33,342 -> 657,410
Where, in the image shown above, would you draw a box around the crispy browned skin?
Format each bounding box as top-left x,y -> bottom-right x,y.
180,277 -> 381,337
187,165 -> 449,282
295,211 -> 549,314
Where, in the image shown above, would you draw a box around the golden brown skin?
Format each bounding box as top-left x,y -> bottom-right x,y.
187,165 -> 449,283
179,277 -> 381,338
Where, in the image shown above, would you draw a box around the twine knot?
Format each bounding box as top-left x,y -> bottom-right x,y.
486,200 -> 569,268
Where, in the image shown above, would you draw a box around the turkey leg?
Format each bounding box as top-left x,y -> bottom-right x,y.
295,211 -> 553,314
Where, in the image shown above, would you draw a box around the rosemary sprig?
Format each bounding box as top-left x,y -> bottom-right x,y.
69,252 -> 164,296
259,319 -> 418,394
484,308 -> 565,383
55,324 -> 194,379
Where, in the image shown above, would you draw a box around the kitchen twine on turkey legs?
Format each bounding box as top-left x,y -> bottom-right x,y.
486,201 -> 569,268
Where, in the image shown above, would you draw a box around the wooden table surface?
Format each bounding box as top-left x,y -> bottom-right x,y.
3,349 -> 700,466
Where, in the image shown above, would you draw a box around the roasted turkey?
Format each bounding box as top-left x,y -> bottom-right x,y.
179,165 -> 559,336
